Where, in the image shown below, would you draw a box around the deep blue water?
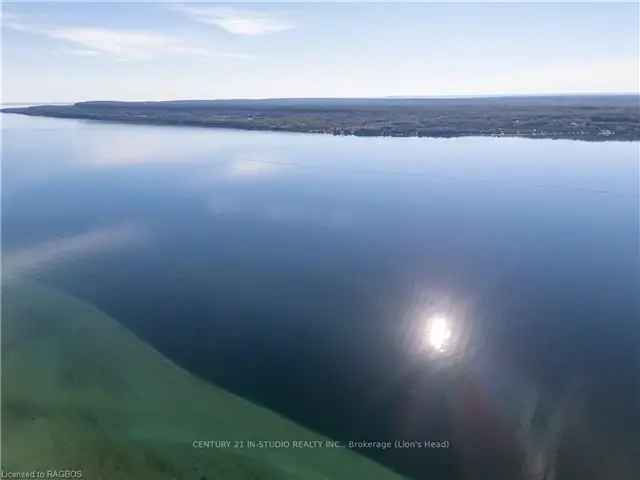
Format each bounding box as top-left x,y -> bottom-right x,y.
2,111 -> 638,479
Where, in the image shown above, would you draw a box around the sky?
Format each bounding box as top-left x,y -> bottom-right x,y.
1,2 -> 638,101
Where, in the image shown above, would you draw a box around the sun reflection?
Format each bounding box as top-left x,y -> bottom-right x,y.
425,316 -> 452,353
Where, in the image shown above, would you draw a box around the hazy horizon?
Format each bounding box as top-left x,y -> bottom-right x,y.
4,92 -> 640,105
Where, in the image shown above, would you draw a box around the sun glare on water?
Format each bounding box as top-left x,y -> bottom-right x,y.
425,316 -> 452,353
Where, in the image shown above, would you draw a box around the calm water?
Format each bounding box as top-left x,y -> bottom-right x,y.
2,112 -> 639,479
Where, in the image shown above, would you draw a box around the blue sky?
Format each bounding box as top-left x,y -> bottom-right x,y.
2,2 -> 638,101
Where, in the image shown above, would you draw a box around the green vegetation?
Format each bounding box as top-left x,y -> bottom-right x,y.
1,281 -> 405,480
3,95 -> 639,141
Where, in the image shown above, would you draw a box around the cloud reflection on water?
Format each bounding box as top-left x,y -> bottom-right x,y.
208,193 -> 354,231
3,223 -> 148,278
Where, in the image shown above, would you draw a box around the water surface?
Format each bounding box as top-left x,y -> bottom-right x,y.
2,112 -> 638,479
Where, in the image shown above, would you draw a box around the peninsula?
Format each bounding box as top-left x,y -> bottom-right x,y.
3,95 -> 639,141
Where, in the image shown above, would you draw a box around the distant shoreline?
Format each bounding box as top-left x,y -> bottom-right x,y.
3,95 -> 639,141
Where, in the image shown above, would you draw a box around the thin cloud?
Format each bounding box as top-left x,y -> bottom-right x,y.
49,27 -> 209,60
2,13 -> 252,61
65,48 -> 102,57
173,5 -> 294,36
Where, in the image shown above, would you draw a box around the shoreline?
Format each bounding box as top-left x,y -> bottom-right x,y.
3,96 -> 638,141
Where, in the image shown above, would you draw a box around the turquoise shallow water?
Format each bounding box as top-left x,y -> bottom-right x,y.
2,280 -> 406,480
2,111 -> 639,479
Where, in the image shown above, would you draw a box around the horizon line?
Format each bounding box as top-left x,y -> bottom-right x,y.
3,92 -> 640,105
